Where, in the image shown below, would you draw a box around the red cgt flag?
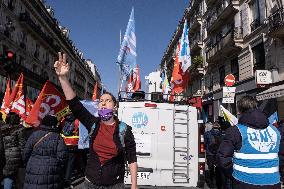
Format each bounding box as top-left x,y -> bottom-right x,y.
25,81 -> 70,127
25,97 -> 34,116
171,41 -> 190,94
8,73 -> 26,119
1,78 -> 11,114
132,64 -> 141,92
92,82 -> 98,101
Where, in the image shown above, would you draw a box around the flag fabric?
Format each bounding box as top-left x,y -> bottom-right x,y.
220,105 -> 238,126
8,73 -> 26,119
92,82 -> 98,100
162,67 -> 170,100
1,78 -> 11,114
170,41 -> 190,94
268,112 -> 278,125
126,64 -> 141,92
78,99 -> 99,149
117,8 -> 137,81
179,19 -> 191,73
25,81 -> 70,126
25,97 -> 34,116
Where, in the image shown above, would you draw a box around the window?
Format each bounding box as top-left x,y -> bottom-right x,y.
34,44 -> 39,59
231,58 -> 239,81
18,56 -> 25,65
250,0 -> 260,31
252,43 -> 265,70
219,66 -> 225,87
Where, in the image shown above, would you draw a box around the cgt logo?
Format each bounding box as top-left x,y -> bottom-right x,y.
132,112 -> 148,129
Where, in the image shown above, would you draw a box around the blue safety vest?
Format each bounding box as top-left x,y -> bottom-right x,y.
233,124 -> 280,185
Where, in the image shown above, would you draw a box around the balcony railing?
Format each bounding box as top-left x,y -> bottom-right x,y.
19,13 -> 60,52
189,13 -> 202,34
206,27 -> 242,62
206,0 -> 239,32
250,18 -> 261,32
268,7 -> 284,37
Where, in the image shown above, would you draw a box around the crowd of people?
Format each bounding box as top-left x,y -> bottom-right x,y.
1,51 -> 284,189
204,96 -> 284,189
0,52 -> 138,189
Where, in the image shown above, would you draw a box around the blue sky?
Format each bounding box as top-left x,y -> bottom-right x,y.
46,0 -> 189,95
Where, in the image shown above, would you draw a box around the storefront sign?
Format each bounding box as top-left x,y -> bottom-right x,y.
255,70 -> 272,86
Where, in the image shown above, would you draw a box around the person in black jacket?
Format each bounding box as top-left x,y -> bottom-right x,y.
217,96 -> 283,189
23,114 -> 68,189
54,52 -> 138,189
1,112 -> 25,189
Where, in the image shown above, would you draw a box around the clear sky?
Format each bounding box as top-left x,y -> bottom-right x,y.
46,0 -> 189,95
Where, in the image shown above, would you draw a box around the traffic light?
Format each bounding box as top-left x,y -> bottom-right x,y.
0,50 -> 16,73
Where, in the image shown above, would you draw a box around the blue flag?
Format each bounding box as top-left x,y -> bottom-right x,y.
117,8 -> 137,81
268,112 -> 278,125
179,19 -> 191,73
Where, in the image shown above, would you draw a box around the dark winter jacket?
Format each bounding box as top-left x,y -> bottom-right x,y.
1,124 -> 26,177
217,109 -> 283,189
204,128 -> 222,156
23,124 -> 68,189
0,128 -> 5,180
67,96 -> 137,186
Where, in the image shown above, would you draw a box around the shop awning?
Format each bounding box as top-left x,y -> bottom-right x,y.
256,84 -> 284,101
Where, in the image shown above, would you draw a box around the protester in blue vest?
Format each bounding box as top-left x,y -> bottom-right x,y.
217,95 -> 284,189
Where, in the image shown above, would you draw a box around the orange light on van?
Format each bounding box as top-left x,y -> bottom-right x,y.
200,143 -> 205,153
144,103 -> 157,108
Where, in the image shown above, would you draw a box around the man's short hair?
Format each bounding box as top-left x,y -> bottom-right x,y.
237,95 -> 258,113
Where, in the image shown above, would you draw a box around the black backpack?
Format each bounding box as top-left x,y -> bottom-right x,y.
208,132 -> 222,154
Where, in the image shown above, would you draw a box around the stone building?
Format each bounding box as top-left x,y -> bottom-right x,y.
161,0 -> 284,121
0,0 -> 101,101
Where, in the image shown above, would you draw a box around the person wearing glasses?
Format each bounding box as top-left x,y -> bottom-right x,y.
54,52 -> 138,189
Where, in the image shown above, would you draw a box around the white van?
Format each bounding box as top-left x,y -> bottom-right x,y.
118,100 -> 205,188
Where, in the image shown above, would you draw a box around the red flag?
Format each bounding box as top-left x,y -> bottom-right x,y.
126,64 -> 141,93
1,78 -> 11,114
25,97 -> 34,116
92,82 -> 98,100
8,73 -> 26,119
25,81 -> 70,127
132,64 -> 141,92
171,42 -> 190,94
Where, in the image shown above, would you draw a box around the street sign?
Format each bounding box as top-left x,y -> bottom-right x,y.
224,74 -> 235,87
222,98 -> 234,103
223,87 -> 236,98
255,70 -> 272,88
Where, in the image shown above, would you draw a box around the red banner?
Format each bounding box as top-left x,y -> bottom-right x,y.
8,73 -> 26,119
1,78 -> 11,114
171,42 -> 190,94
25,81 -> 70,127
25,97 -> 34,116
92,82 -> 98,100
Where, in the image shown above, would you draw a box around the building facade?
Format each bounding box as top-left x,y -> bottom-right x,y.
162,0 -> 284,121
0,0 -> 101,101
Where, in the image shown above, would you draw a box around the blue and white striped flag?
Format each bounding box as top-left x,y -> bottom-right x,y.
117,8 -> 137,81
179,19 -> 191,73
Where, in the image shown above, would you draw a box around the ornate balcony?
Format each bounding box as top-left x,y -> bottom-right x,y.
206,0 -> 216,8
188,13 -> 202,34
207,0 -> 240,33
206,27 -> 243,63
250,18 -> 261,32
190,36 -> 203,54
268,7 -> 284,39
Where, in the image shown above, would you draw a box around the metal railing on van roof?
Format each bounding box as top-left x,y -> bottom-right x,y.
118,91 -> 202,107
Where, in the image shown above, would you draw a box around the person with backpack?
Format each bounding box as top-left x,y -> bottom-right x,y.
61,113 -> 80,188
23,114 -> 68,189
1,112 -> 26,189
204,122 -> 223,188
217,96 -> 284,189
54,52 -> 138,189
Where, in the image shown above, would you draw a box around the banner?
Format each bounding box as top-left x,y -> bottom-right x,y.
179,19 -> 191,73
220,105 -> 238,126
8,73 -> 26,119
92,82 -> 98,100
25,81 -> 70,126
117,7 -> 137,81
